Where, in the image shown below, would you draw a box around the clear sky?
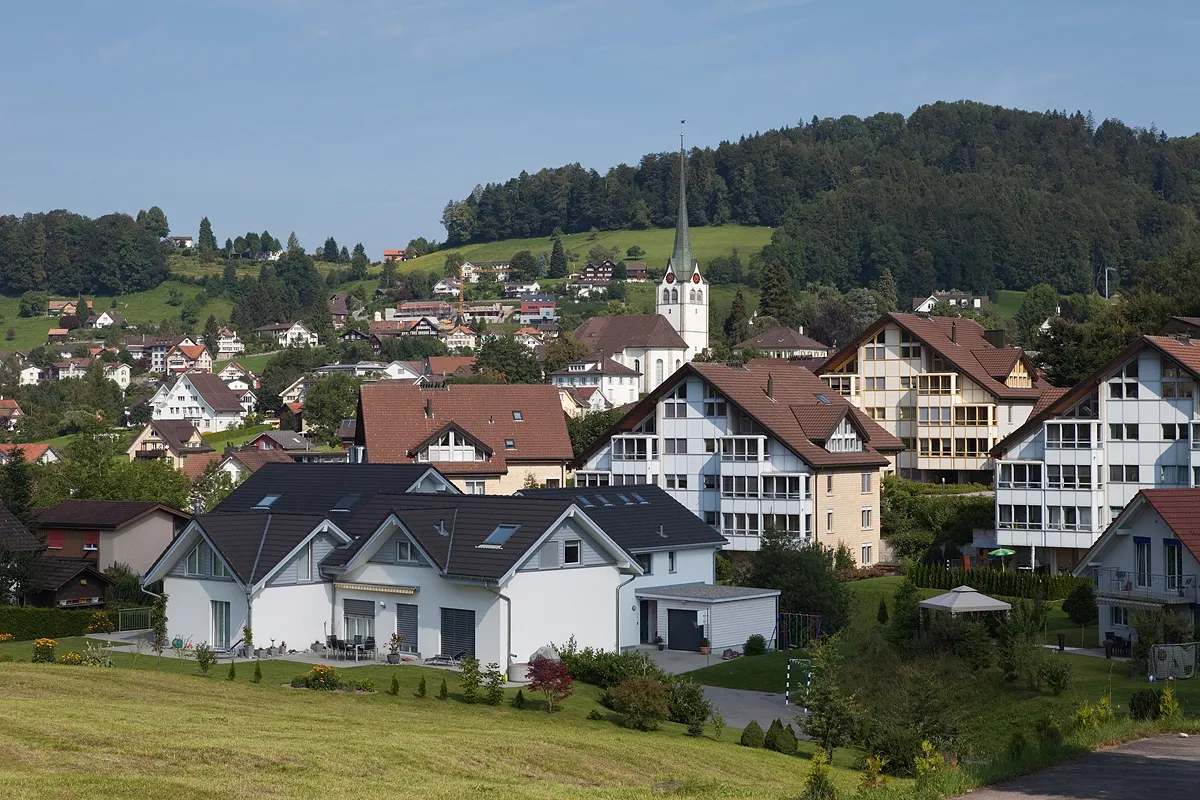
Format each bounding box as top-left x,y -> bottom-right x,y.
1,1 -> 1196,258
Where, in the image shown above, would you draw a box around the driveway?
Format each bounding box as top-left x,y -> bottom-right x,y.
701,685 -> 798,730
954,735 -> 1198,799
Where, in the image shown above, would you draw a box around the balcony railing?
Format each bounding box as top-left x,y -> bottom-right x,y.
1091,567 -> 1197,604
719,436 -> 768,462
611,435 -> 658,462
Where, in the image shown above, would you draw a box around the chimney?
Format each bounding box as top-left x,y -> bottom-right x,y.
766,373 -> 774,400
950,322 -> 957,344
798,325 -> 804,335
424,397 -> 433,419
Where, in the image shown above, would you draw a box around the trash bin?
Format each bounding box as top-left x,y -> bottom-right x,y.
1103,639 -> 1112,659
1057,633 -> 1065,651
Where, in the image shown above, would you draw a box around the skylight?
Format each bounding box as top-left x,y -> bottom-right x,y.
616,493 -> 632,505
252,494 -> 280,510
596,494 -> 613,506
631,493 -> 650,505
482,524 -> 520,547
575,495 -> 594,508
504,439 -> 515,449
512,410 -> 523,421
816,394 -> 831,405
331,493 -> 360,512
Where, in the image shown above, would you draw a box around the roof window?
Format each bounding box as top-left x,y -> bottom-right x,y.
331,493 -> 360,512
504,439 -> 515,449
481,524 -> 520,547
252,494 -> 280,510
575,495 -> 594,508
816,394 -> 831,405
631,493 -> 650,505
512,410 -> 523,421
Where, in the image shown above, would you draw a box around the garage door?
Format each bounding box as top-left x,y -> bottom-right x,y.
440,607 -> 476,658
667,609 -> 703,652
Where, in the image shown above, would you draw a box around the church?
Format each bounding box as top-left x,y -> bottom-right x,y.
573,137 -> 710,393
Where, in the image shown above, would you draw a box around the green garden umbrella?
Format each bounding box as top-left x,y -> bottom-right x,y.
988,548 -> 1016,557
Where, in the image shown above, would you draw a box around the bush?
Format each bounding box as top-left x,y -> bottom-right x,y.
527,656 -> 573,712
86,610 -> 116,634
32,638 -> 56,663
301,664 -> 342,690
1006,731 -> 1027,761
799,749 -> 838,800
193,643 -> 218,676
764,718 -> 784,750
556,639 -> 666,687
587,708 -> 604,721
666,676 -> 712,725
1072,696 -> 1113,731
710,711 -> 726,741
740,719 -> 765,747
686,719 -> 705,737
904,562 -> 1085,601
610,675 -> 670,731
290,674 -> 307,688
58,651 -> 83,665
484,662 -> 505,706
913,741 -> 945,790
417,676 -> 427,697
773,723 -> 798,755
389,674 -> 400,696
459,656 -> 481,703
1036,717 -> 1064,747
1129,689 -> 1161,721
1040,658 -> 1074,696
1061,582 -> 1097,628
744,634 -> 766,656
252,661 -> 262,684
0,633 -> 11,642
437,677 -> 448,700
227,661 -> 236,681
1160,682 -> 1182,721
355,678 -> 375,692
512,688 -> 525,709
0,653 -> 13,662
0,607 -> 94,641
876,596 -> 889,625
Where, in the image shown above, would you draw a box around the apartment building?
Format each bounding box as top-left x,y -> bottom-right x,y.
817,313 -> 1046,483
574,360 -> 904,563
989,333 -> 1200,573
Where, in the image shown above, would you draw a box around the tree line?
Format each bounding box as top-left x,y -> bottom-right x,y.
442,101 -> 1200,297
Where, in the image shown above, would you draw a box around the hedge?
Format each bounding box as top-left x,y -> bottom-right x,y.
0,606 -> 96,641
904,563 -> 1086,601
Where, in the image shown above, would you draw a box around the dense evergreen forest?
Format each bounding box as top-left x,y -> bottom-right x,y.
443,101 -> 1200,296
0,208 -> 169,296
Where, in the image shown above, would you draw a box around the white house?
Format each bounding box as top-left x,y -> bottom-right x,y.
255,321 -> 319,348
734,327 -> 831,360
574,360 -> 904,562
574,315 -> 690,395
218,362 -> 258,392
104,362 -> 132,390
280,375 -> 311,406
18,365 -> 42,386
143,465 -> 776,662
215,327 -> 245,356
432,278 -> 462,297
88,310 -> 124,329
1072,489 -> 1198,646
548,357 -> 641,410
149,371 -> 249,432
441,325 -> 478,352
991,334 -> 1200,573
912,291 -> 988,314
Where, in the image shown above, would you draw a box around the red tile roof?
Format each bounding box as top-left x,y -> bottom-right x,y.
425,356 -> 476,377
175,344 -> 209,360
735,326 -> 830,352
0,443 -> 52,462
180,450 -> 222,480
358,383 -> 573,472
1136,489 -> 1200,561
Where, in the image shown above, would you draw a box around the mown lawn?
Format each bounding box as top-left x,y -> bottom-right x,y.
212,351 -> 277,375
0,638 -> 874,799
995,289 -> 1025,318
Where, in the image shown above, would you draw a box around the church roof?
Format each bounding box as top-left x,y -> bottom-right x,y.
668,136 -> 693,275
573,315 -> 688,355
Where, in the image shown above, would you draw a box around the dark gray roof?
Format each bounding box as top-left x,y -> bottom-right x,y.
517,485 -> 726,554
0,503 -> 42,552
37,500 -> 189,529
215,464 -> 449,515
634,582 -> 780,602
32,557 -> 109,590
198,512 -> 331,584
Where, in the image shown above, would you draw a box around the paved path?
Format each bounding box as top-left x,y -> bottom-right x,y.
701,685 -> 798,730
954,735 -> 1198,799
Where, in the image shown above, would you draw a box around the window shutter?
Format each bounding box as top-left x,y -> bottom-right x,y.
540,543 -> 560,570
440,607 -> 476,658
344,599 -> 375,617
47,531 -> 63,549
395,604 -> 418,652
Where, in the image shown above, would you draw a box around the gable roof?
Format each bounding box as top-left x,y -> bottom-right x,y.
576,360 -> 900,469
36,500 -> 189,530
180,451 -> 222,480
820,313 -> 1041,402
0,502 -> 42,552
194,512 -> 334,584
224,448 -> 295,473
180,372 -> 246,412
518,485 -> 726,554
548,357 -> 641,377
734,326 -> 830,352
0,443 -> 55,463
32,557 -> 108,591
142,420 -> 214,455
573,314 -> 688,355
424,356 -> 476,377
250,430 -> 312,450
358,382 -> 573,470
1131,489 -> 1200,562
214,463 -> 453,515
172,344 -> 209,361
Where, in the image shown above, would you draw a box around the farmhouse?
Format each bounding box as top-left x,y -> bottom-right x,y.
255,321 -> 319,348
734,326 -> 831,360
149,371 -> 249,432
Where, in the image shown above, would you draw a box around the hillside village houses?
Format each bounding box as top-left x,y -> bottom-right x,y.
549,357 -> 641,412
0,443 -> 61,465
143,465 -> 777,662
149,371 -> 249,432
126,419 -> 214,469
214,327 -> 244,356
354,382 -> 573,494
86,310 -> 124,329
103,361 -> 132,390
441,325 -> 478,351
432,277 -> 461,296
912,291 -> 989,313
217,362 -> 259,392
0,398 -> 23,430
988,331 -> 1200,573
126,334 -> 198,373
734,326 -> 831,360
254,321 -> 319,348
817,313 -> 1048,484
165,344 -> 213,374
574,360 -> 904,564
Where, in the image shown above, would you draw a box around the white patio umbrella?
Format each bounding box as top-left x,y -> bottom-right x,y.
919,585 -> 1012,615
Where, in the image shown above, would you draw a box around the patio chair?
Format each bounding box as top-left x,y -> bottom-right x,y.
333,638 -> 348,661
363,637 -> 376,660
325,635 -> 337,660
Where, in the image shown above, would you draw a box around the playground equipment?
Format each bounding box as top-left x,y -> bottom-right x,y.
785,657 -> 813,709
770,612 -> 823,651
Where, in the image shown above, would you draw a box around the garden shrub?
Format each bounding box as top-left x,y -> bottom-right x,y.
193,643 -> 218,676
666,676 -> 712,725
0,607 -> 93,641
301,664 -> 341,690
1006,730 -> 1027,761
858,755 -> 889,791
290,674 -> 307,688
686,719 -> 705,737
459,656 -> 481,703
710,711 -> 726,741
31,638 -> 55,663
252,660 -> 262,684
58,651 -> 82,665
798,748 -> 838,800
764,718 -> 784,750
610,675 -> 669,731
744,634 -> 766,656
437,677 -> 448,700
227,661 -> 236,681
876,596 -> 888,625
1159,682 -> 1182,721
389,674 -> 400,696
512,688 -> 525,709
483,662 -> 505,706
913,741 -> 945,789
1040,658 -> 1074,696
772,723 -> 798,755
417,676 -> 427,697
526,656 -> 573,712
904,562 -> 1084,600
0,633 -> 12,642
0,653 -> 12,662
1129,689 -> 1161,721
587,708 -> 604,721
556,638 -> 666,687
1036,717 -> 1064,747
1072,696 -> 1113,730
740,720 -> 765,747
355,678 -> 375,692
80,641 -> 112,668
86,610 -> 115,634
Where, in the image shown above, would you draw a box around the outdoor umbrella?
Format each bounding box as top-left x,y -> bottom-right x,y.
919,585 -> 1012,615
988,548 -> 1016,557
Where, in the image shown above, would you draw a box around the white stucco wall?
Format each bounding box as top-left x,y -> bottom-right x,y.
618,548 -> 715,650
506,565 -> 620,659
250,582 -> 334,653
103,511 -> 178,574
709,596 -> 777,651
162,576 -> 248,647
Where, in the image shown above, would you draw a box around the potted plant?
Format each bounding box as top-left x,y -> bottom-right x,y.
655,635 -> 665,651
699,637 -> 710,656
268,638 -> 277,656
242,626 -> 253,659
387,633 -> 405,664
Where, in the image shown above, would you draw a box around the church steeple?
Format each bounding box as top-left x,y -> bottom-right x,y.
668,133 -> 693,273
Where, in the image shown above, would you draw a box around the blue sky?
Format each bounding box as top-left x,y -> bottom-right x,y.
1,1 -> 1196,258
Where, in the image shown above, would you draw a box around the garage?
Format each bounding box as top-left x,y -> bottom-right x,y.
636,583 -> 781,653
667,608 -> 704,652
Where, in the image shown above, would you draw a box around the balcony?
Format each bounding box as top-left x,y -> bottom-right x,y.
1091,567 -> 1197,605
719,436 -> 768,463
611,435 -> 658,462
133,449 -> 167,460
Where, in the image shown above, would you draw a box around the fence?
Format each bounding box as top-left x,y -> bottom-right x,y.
117,606 -> 152,632
905,563 -> 1085,601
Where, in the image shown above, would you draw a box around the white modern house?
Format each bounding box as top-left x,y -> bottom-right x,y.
574,360 -> 903,562
548,357 -> 641,410
1072,489 -> 1198,645
255,321 -> 319,348
216,328 -> 245,356
103,362 -> 132,390
143,465 -> 776,665
149,371 -> 249,432
990,334 -> 1200,573
18,365 -> 42,386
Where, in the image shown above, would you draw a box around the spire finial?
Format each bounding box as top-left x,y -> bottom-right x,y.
669,123 -> 693,275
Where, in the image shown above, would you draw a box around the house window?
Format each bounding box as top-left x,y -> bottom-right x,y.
397,540 -> 415,562
898,406 -> 916,421
576,472 -> 610,487
826,474 -> 833,495
861,543 -> 873,566
868,407 -> 886,420
213,557 -> 230,579
865,331 -> 887,360
185,545 -> 203,576
1108,423 -> 1139,441
664,438 -> 687,455
702,386 -> 726,417
720,475 -> 759,498
1165,541 -> 1182,590
296,543 -> 312,582
900,332 -> 922,359
464,480 -> 486,495
663,384 -> 688,418
664,474 -> 688,490
636,553 -> 653,574
1134,538 -> 1151,587
704,438 -> 717,453
504,439 -> 515,449
861,473 -> 871,494
82,531 -> 99,552
997,505 -> 1043,530
564,540 -> 582,566
999,463 -> 1042,489
668,551 -> 677,573
861,508 -> 872,529
826,509 -> 834,532
1111,606 -> 1128,627
512,410 -> 523,421
211,601 -> 231,649
1108,465 -> 1139,483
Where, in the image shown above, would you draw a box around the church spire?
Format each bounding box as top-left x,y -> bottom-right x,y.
669,130 -> 693,272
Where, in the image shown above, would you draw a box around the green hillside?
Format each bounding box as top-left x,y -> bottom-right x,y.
400,224 -> 773,274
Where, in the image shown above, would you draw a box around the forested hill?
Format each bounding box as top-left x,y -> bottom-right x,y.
442,101 -> 1200,296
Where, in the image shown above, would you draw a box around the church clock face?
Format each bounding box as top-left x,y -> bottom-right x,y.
692,273 -> 701,284
665,272 -> 675,284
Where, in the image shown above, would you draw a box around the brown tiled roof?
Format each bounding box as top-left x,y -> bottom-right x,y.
425,356 -> 476,377
822,313 -> 1041,402
971,348 -> 1023,379
576,360 -> 896,469
735,326 -> 830,352
549,357 -> 640,377
1032,386 -> 1069,417
175,344 -> 209,360
32,557 -> 108,591
181,372 -> 246,412
181,451 -> 222,480
574,314 -> 687,355
1136,489 -> 1200,561
0,443 -> 53,463
37,500 -> 189,529
358,382 -> 573,471
226,448 -> 294,473
144,420 -> 214,456
0,502 -> 41,552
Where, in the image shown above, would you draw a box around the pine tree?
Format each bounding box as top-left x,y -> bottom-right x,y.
549,238 -> 568,278
198,217 -> 217,262
417,675 -> 427,697
203,315 -> 220,351
287,232 -> 300,252
252,660 -> 262,684
723,289 -> 751,345
322,237 -> 340,264
339,245 -> 350,264
226,660 -> 236,681
389,674 -> 400,696
437,677 -> 448,700
0,448 -> 37,531
873,267 -> 899,312
757,261 -> 796,327
877,595 -> 889,625
350,243 -> 369,280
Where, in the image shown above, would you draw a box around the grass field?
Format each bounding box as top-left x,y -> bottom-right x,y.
212,352 -> 277,375
995,289 -> 1025,318
0,636 -> 876,799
